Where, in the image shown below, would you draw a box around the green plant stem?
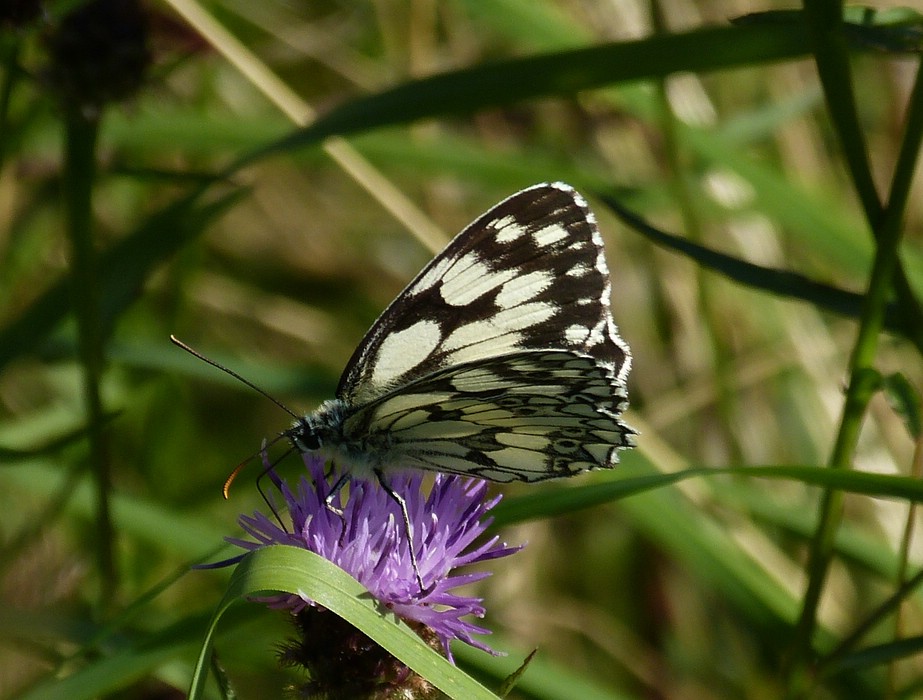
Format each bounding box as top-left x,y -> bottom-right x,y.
63,107 -> 116,608
788,32 -> 923,688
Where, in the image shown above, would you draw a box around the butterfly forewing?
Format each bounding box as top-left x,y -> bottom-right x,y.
292,181 -> 634,485
335,183 -> 630,407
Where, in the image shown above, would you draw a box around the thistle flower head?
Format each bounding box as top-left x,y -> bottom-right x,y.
227,454 -> 520,690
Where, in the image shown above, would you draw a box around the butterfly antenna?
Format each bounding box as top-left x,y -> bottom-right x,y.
223,454 -> 252,499
170,335 -> 300,419
171,335 -> 303,500
222,432 -> 290,498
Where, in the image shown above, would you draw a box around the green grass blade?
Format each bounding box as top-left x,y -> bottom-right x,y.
827,635 -> 923,674
598,194 -> 913,341
237,23 -> 814,169
493,464 -> 923,527
188,545 -> 500,700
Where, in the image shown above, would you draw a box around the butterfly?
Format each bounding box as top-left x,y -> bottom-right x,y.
288,182 -> 633,483
177,182 -> 634,588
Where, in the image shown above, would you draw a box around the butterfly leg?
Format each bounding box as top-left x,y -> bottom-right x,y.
254,441 -> 293,529
324,470 -> 350,545
323,461 -> 336,481
374,469 -> 425,593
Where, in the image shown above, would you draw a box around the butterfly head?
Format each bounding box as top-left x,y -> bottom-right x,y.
287,399 -> 348,454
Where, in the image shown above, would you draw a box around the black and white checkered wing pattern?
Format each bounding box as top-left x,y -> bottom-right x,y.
336,182 -> 630,407
343,350 -> 632,482
293,182 -> 633,482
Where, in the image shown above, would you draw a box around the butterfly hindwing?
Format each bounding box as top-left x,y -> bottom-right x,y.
335,183 -> 630,407
341,350 -> 633,482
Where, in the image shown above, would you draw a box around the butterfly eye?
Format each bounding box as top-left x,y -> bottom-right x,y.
294,433 -> 321,451
291,420 -> 322,452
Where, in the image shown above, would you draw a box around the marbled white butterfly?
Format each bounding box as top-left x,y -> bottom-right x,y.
287,182 -> 634,484
175,182 -> 634,589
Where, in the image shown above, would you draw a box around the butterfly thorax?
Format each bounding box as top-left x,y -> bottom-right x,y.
287,398 -> 388,478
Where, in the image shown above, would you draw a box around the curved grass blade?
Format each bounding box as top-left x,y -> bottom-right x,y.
597,194 -> 915,346
825,635 -> 923,674
236,23 -> 813,169
735,7 -> 923,54
492,464 -> 923,526
188,545 -> 499,700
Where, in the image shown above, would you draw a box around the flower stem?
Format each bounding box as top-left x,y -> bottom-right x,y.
63,106 -> 117,608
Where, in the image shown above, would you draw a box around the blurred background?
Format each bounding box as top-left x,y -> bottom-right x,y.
1,0 -> 922,697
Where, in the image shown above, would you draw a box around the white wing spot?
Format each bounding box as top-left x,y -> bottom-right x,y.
532,222 -> 569,247
506,383 -> 566,395
370,319 -> 441,387
448,367 -> 503,392
495,270 -> 553,310
490,214 -> 516,229
410,256 -> 452,295
565,324 -> 590,344
395,419 -> 482,439
442,301 -> 557,363
566,262 -> 590,277
443,320 -> 522,354
586,319 -> 607,347
417,454 -> 484,473
493,301 -> 556,329
372,392 -> 456,418
388,409 -> 431,431
564,403 -> 600,417
448,342 -> 504,368
585,443 -> 616,465
493,218 -> 525,243
440,253 -> 516,306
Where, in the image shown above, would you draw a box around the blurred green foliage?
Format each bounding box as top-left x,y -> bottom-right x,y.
1,1 -> 922,698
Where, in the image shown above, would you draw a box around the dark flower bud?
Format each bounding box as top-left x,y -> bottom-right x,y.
44,0 -> 149,114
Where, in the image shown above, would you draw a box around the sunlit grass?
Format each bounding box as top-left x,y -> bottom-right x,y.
1,1 -> 922,698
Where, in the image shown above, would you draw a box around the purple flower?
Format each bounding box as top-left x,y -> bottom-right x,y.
227,455 -> 520,662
